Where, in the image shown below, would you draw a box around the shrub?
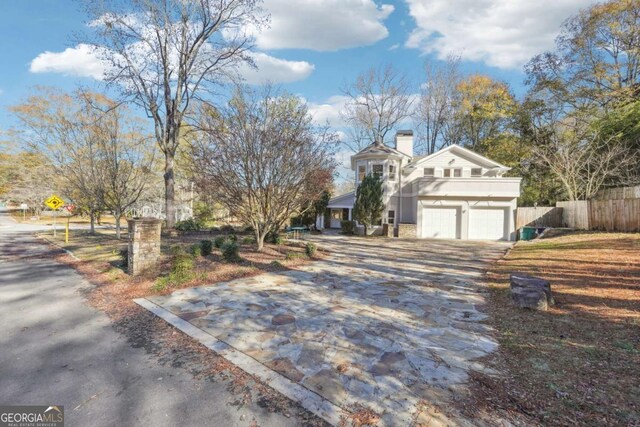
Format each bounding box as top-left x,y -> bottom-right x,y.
220,224 -> 235,233
340,220 -> 356,235
241,235 -> 255,245
228,234 -> 238,243
173,252 -> 195,274
193,201 -> 216,224
153,252 -> 195,291
285,251 -> 307,261
170,245 -> 185,255
266,231 -> 283,245
213,235 -> 227,248
305,242 -> 317,258
200,240 -> 213,256
190,244 -> 202,257
243,225 -> 254,233
220,241 -> 240,262
118,248 -> 128,268
175,218 -> 202,231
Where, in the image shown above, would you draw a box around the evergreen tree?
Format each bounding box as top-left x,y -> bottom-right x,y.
353,174 -> 384,236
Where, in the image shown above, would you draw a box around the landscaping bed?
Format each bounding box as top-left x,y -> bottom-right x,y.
467,231 -> 640,426
35,228 -> 327,425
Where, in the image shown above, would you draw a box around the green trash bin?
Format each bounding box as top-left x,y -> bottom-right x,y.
520,227 -> 536,241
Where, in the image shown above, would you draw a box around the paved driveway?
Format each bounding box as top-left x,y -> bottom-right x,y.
0,209 -> 310,427
140,235 -> 511,425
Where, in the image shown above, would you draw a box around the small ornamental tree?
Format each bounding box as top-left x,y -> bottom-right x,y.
190,85 -> 337,251
352,174 -> 384,236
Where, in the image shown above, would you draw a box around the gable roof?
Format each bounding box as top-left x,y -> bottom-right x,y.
404,144 -> 510,172
327,191 -> 355,208
350,140 -> 411,169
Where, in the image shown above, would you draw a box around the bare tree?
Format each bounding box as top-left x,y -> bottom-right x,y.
190,86 -> 337,250
85,95 -> 157,239
11,88 -> 107,232
83,0 -> 266,229
533,115 -> 639,200
341,64 -> 414,152
11,89 -> 156,236
415,56 -> 462,154
2,149 -> 55,216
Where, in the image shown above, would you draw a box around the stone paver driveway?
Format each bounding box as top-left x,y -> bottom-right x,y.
141,236 -> 511,425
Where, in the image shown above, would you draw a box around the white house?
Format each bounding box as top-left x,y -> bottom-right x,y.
317,130 -> 522,241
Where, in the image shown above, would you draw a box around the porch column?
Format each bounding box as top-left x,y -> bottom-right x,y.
348,208 -> 352,220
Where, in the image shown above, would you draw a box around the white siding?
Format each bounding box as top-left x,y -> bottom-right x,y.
414,178 -> 521,198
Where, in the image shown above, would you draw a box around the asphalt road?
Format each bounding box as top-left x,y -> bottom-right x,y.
0,208 -> 306,427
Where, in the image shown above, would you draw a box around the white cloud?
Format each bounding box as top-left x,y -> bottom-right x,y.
405,0 -> 600,69
239,53 -> 315,84
306,95 -> 350,126
253,0 -> 394,51
29,44 -> 106,79
29,44 -> 313,85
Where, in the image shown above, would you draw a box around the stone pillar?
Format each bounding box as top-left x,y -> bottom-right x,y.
397,223 -> 417,238
127,217 -> 162,276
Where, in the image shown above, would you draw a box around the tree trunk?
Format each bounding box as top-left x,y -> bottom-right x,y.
255,228 -> 265,251
89,211 -> 96,234
164,152 -> 176,229
115,212 -> 121,240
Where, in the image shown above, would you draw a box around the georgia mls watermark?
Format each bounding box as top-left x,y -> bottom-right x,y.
0,406 -> 64,427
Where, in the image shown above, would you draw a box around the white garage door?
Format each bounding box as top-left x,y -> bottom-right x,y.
422,207 -> 459,239
469,208 -> 506,240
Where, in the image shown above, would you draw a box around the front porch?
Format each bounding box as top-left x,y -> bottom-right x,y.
316,191 -> 355,229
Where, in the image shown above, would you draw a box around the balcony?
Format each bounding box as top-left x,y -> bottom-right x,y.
414,177 -> 521,198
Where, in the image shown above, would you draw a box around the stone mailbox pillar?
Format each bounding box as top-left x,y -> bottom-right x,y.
127,217 -> 162,276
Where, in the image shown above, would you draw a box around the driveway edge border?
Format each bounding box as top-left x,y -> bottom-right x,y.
134,297 -> 344,426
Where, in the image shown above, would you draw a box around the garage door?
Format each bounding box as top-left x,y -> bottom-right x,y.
469,208 -> 506,240
422,207 -> 459,239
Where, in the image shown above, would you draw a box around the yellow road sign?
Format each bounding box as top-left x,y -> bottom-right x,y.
44,195 -> 65,210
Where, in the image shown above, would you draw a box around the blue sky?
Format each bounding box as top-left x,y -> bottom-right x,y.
0,0 -> 597,131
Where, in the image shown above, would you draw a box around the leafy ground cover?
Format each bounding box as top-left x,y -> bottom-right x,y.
466,231 -> 640,426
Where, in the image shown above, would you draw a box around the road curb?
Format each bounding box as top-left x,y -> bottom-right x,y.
35,234 -> 80,261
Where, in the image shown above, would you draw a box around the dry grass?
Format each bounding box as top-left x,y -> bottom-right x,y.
11,210 -> 118,225
466,231 -> 640,426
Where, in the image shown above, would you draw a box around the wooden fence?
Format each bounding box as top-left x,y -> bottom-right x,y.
515,207 -> 563,229
555,199 -> 640,232
556,200 -> 590,230
594,185 -> 640,200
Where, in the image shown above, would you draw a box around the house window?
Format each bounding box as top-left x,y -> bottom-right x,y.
444,168 -> 461,178
471,168 -> 482,177
372,164 -> 383,180
387,210 -> 395,225
388,164 -> 396,181
358,165 -> 366,182
423,167 -> 435,177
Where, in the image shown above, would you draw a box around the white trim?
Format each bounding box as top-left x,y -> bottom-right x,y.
405,145 -> 511,172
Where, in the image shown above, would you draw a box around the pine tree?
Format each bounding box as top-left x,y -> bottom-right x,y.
353,174 -> 384,236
